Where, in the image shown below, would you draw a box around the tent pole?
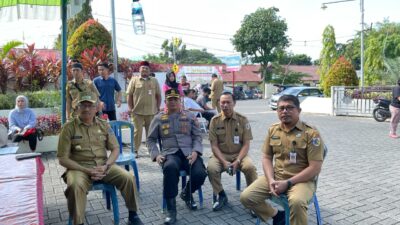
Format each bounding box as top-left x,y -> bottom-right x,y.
61,0 -> 68,124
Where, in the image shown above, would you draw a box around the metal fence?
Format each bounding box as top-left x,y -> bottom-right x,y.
331,86 -> 393,117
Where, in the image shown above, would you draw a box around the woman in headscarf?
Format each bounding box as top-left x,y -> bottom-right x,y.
8,95 -> 38,151
162,71 -> 184,97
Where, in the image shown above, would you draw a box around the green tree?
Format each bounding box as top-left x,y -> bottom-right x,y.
277,52 -> 312,65
180,49 -> 222,64
144,40 -> 222,64
232,7 -> 289,82
54,0 -> 93,50
318,25 -> 338,90
67,19 -> 112,60
324,56 -> 358,96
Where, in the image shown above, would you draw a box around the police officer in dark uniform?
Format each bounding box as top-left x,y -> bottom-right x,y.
147,89 -> 207,225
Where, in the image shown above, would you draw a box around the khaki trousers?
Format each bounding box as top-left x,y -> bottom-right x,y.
240,176 -> 315,225
64,165 -> 138,225
131,114 -> 154,153
207,154 -> 257,195
211,98 -> 221,113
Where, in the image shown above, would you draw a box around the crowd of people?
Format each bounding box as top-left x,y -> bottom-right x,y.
53,60 -> 326,225
0,59 -> 328,225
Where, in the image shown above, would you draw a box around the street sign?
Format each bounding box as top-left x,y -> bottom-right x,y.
219,55 -> 241,72
172,63 -> 179,73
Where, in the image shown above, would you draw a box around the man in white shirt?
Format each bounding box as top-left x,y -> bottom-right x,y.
184,89 -> 215,127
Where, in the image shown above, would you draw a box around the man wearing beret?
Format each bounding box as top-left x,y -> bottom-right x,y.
147,89 -> 207,224
127,61 -> 161,156
57,92 -> 143,225
66,62 -> 100,120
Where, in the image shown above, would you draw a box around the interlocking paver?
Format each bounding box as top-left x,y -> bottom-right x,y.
41,99 -> 400,224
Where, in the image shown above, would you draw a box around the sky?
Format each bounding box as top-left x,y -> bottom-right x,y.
0,0 -> 399,61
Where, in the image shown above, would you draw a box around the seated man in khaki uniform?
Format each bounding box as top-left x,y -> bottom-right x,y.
240,95 -> 324,225
57,92 -> 143,225
208,92 -> 257,211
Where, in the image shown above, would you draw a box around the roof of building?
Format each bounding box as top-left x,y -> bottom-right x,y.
220,65 -> 262,82
286,65 -> 319,81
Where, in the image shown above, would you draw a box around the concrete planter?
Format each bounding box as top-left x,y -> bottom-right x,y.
17,135 -> 59,154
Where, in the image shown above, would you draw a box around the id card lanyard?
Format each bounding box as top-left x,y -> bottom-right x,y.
289,140 -> 297,164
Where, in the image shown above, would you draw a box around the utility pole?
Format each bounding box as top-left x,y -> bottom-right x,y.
111,0 -> 118,79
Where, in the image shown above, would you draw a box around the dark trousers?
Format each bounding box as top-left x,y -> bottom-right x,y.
103,110 -> 117,121
162,150 -> 207,199
12,132 -> 37,151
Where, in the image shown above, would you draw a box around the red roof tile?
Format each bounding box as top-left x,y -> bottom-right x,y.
220,65 -> 262,82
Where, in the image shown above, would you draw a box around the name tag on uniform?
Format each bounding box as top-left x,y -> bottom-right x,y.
148,90 -> 152,95
289,152 -> 297,164
234,136 -> 239,144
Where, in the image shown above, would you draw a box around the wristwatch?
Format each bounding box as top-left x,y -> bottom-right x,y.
287,179 -> 293,189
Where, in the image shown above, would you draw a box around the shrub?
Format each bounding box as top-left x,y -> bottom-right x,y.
67,19 -> 112,60
0,90 -> 61,110
0,114 -> 61,136
323,56 -> 359,96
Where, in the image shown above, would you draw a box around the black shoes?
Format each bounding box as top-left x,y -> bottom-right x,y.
128,216 -> 144,225
272,210 -> 285,225
212,194 -> 228,211
128,211 -> 144,225
164,198 -> 177,225
180,186 -> 198,210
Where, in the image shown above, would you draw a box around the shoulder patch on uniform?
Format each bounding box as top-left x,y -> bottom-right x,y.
311,137 -> 321,147
245,123 -> 251,130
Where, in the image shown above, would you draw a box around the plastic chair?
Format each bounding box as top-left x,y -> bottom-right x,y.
162,170 -> 204,212
197,113 -> 208,133
68,181 -> 119,225
255,145 -> 328,225
109,121 -> 140,192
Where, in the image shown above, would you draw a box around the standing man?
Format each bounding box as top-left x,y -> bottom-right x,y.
389,79 -> 400,138
147,89 -> 207,225
180,75 -> 190,91
208,92 -> 257,211
240,95 -> 324,225
93,62 -> 122,121
127,61 -> 161,156
66,62 -> 100,120
209,74 -> 224,113
57,92 -> 143,225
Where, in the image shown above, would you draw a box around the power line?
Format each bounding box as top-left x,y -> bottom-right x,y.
94,13 -> 234,37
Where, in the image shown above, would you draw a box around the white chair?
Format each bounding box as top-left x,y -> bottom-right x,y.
197,113 -> 208,133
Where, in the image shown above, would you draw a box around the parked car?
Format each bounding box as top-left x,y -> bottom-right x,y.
224,86 -> 246,100
269,87 -> 324,110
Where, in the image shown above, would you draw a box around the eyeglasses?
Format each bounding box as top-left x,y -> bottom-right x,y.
277,105 -> 297,112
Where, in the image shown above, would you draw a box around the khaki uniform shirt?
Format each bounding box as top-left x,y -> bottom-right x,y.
126,76 -> 161,115
57,117 -> 119,168
66,79 -> 100,112
147,110 -> 203,161
209,112 -> 252,155
210,79 -> 224,100
263,120 -> 324,180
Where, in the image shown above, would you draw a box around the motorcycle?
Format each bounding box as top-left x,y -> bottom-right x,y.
373,98 -> 391,122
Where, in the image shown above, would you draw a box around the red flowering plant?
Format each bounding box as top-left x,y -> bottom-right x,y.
0,114 -> 61,136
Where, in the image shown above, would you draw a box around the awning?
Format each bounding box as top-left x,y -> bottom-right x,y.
0,0 -> 84,22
